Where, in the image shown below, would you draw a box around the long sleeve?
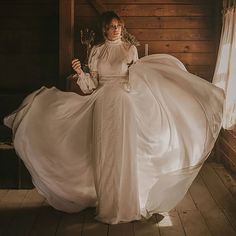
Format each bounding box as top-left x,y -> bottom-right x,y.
75,46 -> 99,94
130,45 -> 139,63
74,71 -> 98,94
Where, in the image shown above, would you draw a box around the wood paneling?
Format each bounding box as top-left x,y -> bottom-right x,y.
0,2 -> 59,92
118,16 -> 214,29
0,0 -> 59,95
0,16 -> 58,30
77,16 -> 214,29
137,41 -> 215,53
218,130 -> 236,173
77,0 -> 215,5
75,0 -> 221,81
78,0 -> 214,3
59,0 -> 75,89
0,3 -> 58,17
0,144 -> 33,189
0,0 -> 59,188
186,65 -> 215,81
0,54 -> 58,91
76,4 -> 214,17
127,29 -> 214,40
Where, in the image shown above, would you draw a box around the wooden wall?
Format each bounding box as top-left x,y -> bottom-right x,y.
75,0 -> 236,173
75,0 -> 222,82
217,130 -> 236,173
0,0 -> 59,188
0,0 -> 59,126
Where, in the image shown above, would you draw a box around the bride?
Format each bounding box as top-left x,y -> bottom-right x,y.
4,11 -> 224,224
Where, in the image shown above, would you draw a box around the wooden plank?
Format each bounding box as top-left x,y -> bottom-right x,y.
0,54 -> 58,91
82,208 -> 108,236
127,29 -> 214,41
0,52 -> 58,65
18,159 -> 34,189
0,30 -> 58,53
109,222 -> 134,236
186,65 -> 215,74
0,190 -> 28,236
76,4 -> 214,17
0,189 -> 28,208
125,16 -> 213,29
219,138 -> 236,171
0,0 -> 58,3
3,189 -> 45,236
0,29 -> 57,40
29,202 -> 62,236
186,65 -> 215,81
189,174 -> 236,236
0,94 -> 27,124
172,191 -> 196,236
190,72 -> 212,82
178,210 -> 211,236
76,16 -> 214,29
57,210 -> 86,236
215,0 -> 222,53
169,53 -> 215,65
219,150 -> 236,173
0,16 -> 58,30
133,215 -> 160,236
59,0 -> 75,90
0,190 -> 8,202
137,41 -> 215,53
0,1 -> 59,96
87,0 -> 106,14
77,0 -> 214,4
229,130 -> 236,139
0,3 -> 58,17
211,162 -> 236,199
200,164 -> 236,231
176,191 -> 196,212
0,148 -> 19,188
220,130 -> 236,153
158,211 -> 185,236
0,44 -> 58,54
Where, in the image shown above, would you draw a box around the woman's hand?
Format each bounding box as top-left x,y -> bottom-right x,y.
72,59 -> 82,75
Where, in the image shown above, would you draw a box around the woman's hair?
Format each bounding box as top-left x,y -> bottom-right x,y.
100,11 -> 124,32
97,11 -> 139,46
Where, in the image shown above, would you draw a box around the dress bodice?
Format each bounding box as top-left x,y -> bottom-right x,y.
88,39 -> 138,79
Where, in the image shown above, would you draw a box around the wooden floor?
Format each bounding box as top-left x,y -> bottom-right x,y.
0,162 -> 236,236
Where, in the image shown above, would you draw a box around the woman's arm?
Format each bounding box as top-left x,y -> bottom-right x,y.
71,59 -> 98,94
72,44 -> 100,94
130,45 -> 139,62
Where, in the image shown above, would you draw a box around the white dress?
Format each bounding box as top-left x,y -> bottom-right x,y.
4,38 -> 224,224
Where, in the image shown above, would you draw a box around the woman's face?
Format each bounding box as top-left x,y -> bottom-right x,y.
105,18 -> 122,41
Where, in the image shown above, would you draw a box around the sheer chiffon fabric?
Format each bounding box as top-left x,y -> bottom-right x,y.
4,39 -> 224,224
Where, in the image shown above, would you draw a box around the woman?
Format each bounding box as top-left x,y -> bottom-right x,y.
4,11 -> 224,224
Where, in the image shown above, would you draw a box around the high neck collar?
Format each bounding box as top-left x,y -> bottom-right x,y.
105,38 -> 122,46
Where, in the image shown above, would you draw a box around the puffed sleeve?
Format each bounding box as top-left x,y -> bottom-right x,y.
75,46 -> 99,94
129,45 -> 139,63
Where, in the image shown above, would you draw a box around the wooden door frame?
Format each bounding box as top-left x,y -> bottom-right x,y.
59,0 -> 75,89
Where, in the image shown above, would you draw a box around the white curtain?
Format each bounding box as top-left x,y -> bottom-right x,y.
213,0 -> 236,131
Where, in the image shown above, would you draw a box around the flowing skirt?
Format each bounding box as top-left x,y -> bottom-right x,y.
4,54 -> 224,224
